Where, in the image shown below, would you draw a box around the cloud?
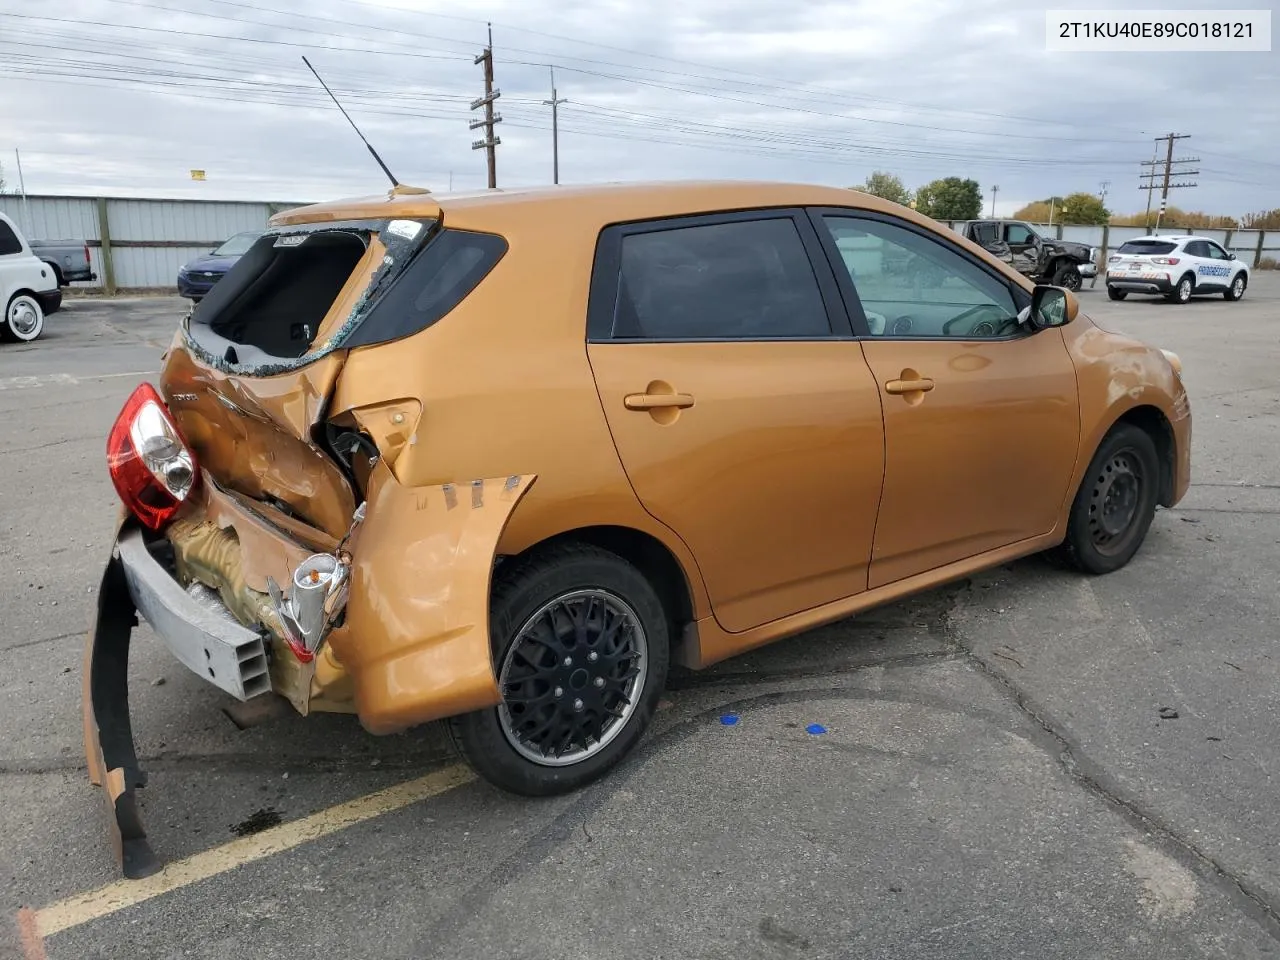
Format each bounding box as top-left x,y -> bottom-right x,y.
0,0 -> 1274,219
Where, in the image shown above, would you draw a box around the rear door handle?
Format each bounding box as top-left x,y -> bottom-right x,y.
624,392 -> 695,410
884,378 -> 935,395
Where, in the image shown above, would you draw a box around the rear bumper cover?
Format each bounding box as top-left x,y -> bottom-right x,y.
35,289 -> 63,315
83,521 -> 275,879
1107,274 -> 1174,294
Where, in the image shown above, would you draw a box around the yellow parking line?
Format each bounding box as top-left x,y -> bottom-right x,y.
35,764 -> 474,939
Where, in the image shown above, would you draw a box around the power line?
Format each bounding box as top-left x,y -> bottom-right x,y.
32,2 -> 1147,146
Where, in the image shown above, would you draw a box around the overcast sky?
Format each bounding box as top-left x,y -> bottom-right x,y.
0,0 -> 1276,218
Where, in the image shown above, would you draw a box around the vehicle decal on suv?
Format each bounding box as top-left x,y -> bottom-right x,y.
1197,265 -> 1232,278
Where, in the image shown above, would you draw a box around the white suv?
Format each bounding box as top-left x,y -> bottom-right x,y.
1106,235 -> 1250,305
1,210 -> 62,342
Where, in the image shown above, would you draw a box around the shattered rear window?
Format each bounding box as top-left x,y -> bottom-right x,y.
182,217 -> 507,375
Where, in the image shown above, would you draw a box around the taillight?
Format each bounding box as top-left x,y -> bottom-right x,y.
1152,257 -> 1180,265
107,383 -> 200,530
84,243 -> 91,265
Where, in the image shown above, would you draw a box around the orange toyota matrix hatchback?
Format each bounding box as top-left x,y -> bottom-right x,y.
85,181 -> 1190,876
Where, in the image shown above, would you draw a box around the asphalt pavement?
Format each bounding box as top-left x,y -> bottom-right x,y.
2,276 -> 1279,959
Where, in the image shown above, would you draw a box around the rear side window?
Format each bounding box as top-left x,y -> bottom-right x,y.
1117,240 -> 1177,255
0,220 -> 21,255
609,218 -> 830,340
343,228 -> 508,348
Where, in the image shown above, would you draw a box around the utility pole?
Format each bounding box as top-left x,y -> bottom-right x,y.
469,23 -> 501,189
1098,180 -> 1109,204
989,184 -> 998,217
542,66 -> 568,185
1140,133 -> 1198,231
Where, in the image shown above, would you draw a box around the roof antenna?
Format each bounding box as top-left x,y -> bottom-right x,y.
301,55 -> 400,189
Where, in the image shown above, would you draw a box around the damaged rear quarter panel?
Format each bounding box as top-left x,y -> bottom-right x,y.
332,464 -> 537,734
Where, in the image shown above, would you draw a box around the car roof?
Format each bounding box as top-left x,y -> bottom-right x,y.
270,180 -> 915,229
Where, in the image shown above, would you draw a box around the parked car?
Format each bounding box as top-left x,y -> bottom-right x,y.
176,229 -> 263,301
29,238 -> 96,286
952,218 -> 1094,291
0,210 -> 62,342
1106,235 -> 1250,304
85,181 -> 1191,877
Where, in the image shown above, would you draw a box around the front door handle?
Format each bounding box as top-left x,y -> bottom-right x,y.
624,392 -> 695,410
884,377 -> 935,395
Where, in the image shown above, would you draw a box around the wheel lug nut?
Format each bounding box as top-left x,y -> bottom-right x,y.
594,677 -> 604,688
587,652 -> 598,662
554,686 -> 564,698
563,656 -> 573,667
573,698 -> 584,712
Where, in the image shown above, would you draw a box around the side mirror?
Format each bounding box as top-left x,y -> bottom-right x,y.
1228,252 -> 1237,260
1029,284 -> 1078,330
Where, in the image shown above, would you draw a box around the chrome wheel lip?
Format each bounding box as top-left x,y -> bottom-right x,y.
497,588 -> 648,768
8,297 -> 41,338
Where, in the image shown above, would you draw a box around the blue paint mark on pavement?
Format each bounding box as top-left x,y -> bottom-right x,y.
720,713 -> 740,726
806,724 -> 827,735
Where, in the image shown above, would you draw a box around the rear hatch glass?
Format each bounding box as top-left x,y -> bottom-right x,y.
1115,240 -> 1178,257
184,217 -> 506,375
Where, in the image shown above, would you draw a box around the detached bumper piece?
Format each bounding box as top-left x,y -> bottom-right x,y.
83,526 -> 272,879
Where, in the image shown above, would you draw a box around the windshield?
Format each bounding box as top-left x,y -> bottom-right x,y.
212,231 -> 264,257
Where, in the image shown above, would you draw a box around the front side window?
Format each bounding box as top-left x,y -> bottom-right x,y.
612,218 -> 830,340
821,215 -> 1022,340
1205,241 -> 1231,260
1005,224 -> 1037,245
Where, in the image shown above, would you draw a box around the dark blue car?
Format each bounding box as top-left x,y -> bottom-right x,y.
176,230 -> 262,302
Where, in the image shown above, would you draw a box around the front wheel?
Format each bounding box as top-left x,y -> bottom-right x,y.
1052,262 -> 1082,291
448,543 -> 670,796
1224,273 -> 1246,301
1,293 -> 45,342
1055,424 -> 1160,575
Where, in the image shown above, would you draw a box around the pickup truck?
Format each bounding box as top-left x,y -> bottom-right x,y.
1,210 -> 61,342
29,238 -> 96,286
952,219 -> 1094,291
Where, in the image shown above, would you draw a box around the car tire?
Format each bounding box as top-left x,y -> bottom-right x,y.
1166,274 -> 1194,304
447,542 -> 670,797
1052,262 -> 1082,291
1224,272 -> 1246,301
1106,286 -> 1128,301
1,292 -> 46,343
1055,423 -> 1161,575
